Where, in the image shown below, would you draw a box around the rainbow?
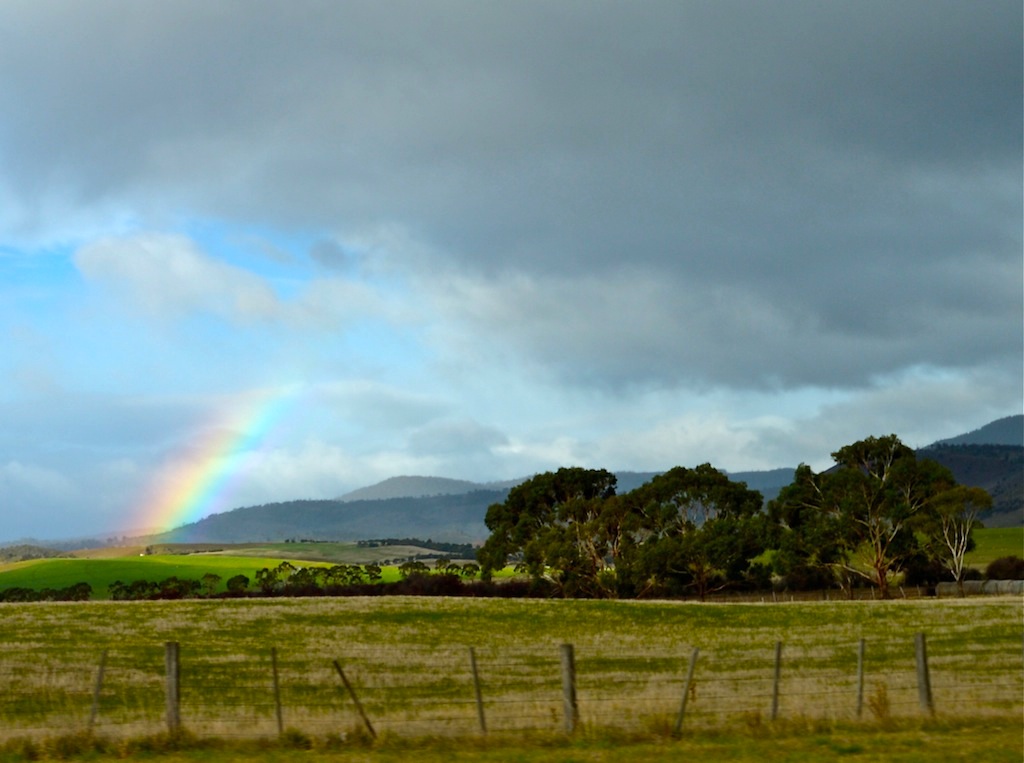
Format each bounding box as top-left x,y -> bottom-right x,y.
134,386 -> 299,532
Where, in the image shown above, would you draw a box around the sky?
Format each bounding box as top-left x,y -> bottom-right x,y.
0,1 -> 1021,542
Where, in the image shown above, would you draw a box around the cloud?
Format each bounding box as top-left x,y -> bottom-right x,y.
2,2 -> 1017,393
73,232 -> 403,334
429,261 -> 1021,391
408,419 -> 509,457
75,233 -> 280,322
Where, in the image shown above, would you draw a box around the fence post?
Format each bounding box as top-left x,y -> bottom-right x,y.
332,660 -> 377,739
165,642 -> 180,733
89,649 -> 107,730
469,647 -> 487,734
856,638 -> 865,719
271,647 -> 284,736
560,643 -> 578,734
914,633 -> 934,715
770,641 -> 782,721
672,647 -> 699,737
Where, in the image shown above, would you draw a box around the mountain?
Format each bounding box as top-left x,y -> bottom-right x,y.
929,415 -> 1022,447
916,414 -> 1022,527
339,469 -> 797,505
338,475 -> 521,502
143,490 -> 508,545
919,444 -> 1023,528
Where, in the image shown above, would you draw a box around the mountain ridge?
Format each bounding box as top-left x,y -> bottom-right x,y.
926,414 -> 1022,448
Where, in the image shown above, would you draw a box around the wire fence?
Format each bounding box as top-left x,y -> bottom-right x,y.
1,630 -> 1019,741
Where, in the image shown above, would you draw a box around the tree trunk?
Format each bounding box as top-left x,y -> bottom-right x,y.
876,567 -> 890,599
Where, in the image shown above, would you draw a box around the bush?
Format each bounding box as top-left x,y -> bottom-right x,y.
985,555 -> 1024,580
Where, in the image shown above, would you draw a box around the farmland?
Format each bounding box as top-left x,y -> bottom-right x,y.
0,555 -> 334,598
0,528 -> 1019,601
964,527 -> 1024,568
0,595 -> 1019,761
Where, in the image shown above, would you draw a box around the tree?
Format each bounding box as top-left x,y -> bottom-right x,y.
773,435 -> 960,598
255,567 -> 279,594
284,567 -> 323,595
363,563 -> 383,583
626,464 -> 767,600
225,574 -> 250,596
769,464 -> 856,593
398,560 -> 430,578
108,580 -> 128,600
923,485 -> 991,596
200,573 -> 222,598
158,576 -> 201,599
63,582 -> 92,601
477,467 -> 618,595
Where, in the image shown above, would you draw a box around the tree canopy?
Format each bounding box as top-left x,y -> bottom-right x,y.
477,435 -> 992,599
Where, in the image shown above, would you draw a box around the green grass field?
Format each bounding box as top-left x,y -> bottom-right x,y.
0,555 -> 337,597
965,528 -> 1023,568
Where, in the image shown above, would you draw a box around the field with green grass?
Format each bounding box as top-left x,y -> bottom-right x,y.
145,542 -> 458,565
0,595 -> 1019,755
966,527 -> 1023,569
0,555 -> 335,597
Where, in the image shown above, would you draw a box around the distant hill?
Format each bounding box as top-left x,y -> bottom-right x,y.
338,475 -> 521,502
0,544 -> 67,563
141,490 -> 508,545
918,444 -> 1023,528
917,414 -> 1022,527
340,469 -> 797,505
930,415 -> 1023,447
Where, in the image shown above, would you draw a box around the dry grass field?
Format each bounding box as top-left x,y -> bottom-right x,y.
0,595 -> 1019,750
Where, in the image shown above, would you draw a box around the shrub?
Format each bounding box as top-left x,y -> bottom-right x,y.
985,555 -> 1024,580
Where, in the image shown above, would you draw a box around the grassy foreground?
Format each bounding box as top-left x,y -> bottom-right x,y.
1,718 -> 1022,762
0,596 -> 1019,748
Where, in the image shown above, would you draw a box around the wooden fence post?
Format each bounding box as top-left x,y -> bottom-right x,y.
672,647 -> 699,737
333,660 -> 377,739
770,641 -> 782,721
469,647 -> 487,734
165,642 -> 180,734
89,649 -> 107,730
914,633 -> 934,715
271,647 -> 284,736
856,638 -> 865,719
560,643 -> 578,734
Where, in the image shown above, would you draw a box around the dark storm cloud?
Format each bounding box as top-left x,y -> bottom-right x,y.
0,0 -> 1019,390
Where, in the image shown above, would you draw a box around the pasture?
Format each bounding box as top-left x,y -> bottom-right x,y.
0,595 -> 1019,756
964,527 -> 1024,568
0,555 -> 336,598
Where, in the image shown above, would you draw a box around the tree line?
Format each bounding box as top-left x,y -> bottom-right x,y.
477,434 -> 995,599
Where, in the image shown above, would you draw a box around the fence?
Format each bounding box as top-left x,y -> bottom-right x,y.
1,631 -> 1019,741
